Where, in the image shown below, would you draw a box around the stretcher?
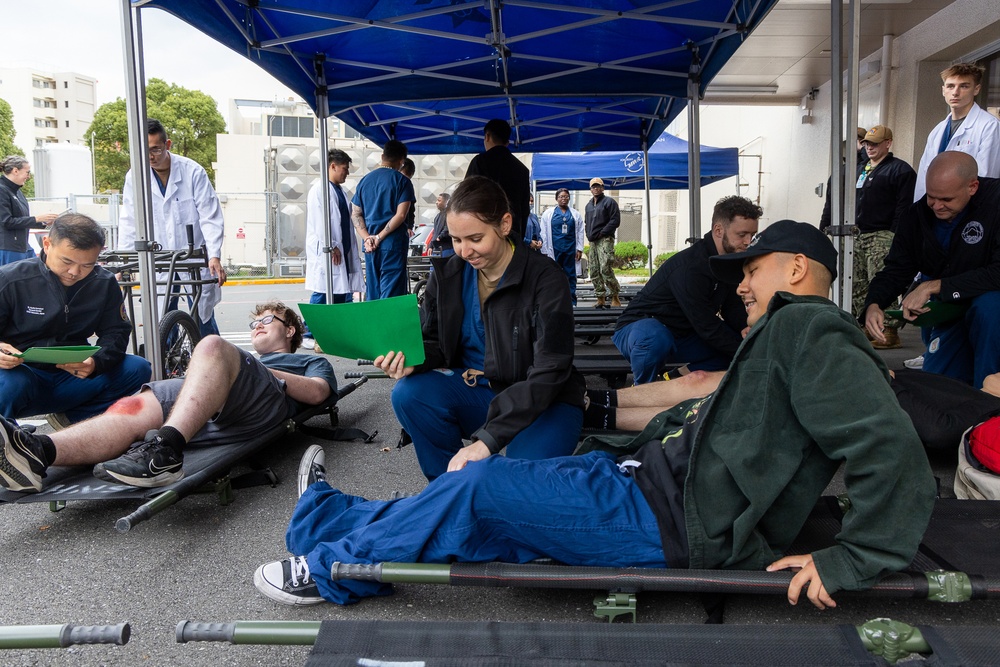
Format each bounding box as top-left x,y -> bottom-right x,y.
0,378 -> 374,533
320,496 -> 1000,621
174,618 -> 995,665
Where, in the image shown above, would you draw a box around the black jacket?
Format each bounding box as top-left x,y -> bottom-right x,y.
0,175 -> 44,253
615,232 -> 745,357
466,147 -> 531,241
418,247 -> 586,453
584,194 -> 620,242
854,153 -> 916,233
0,254 -> 133,376
864,177 -> 1000,311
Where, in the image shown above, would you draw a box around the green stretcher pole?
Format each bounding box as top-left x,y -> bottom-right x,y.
857,619 -> 930,665
0,623 -> 130,649
115,489 -> 180,533
176,621 -> 321,645
343,370 -> 388,380
329,562 -> 995,601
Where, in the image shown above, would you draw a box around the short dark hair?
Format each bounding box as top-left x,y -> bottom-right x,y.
47,213 -> 106,250
556,188 -> 570,197
484,119 -> 512,145
382,140 -> 408,162
941,63 -> 984,87
438,193 -> 451,202
1,156 -> 28,174
327,148 -> 351,167
253,301 -> 303,353
146,118 -> 168,142
712,195 -> 763,226
448,175 -> 510,230
400,157 -> 415,177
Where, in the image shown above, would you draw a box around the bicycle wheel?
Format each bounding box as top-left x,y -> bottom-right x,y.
158,310 -> 202,379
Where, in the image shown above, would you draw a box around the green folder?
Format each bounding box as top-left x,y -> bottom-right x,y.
886,301 -> 968,328
13,345 -> 100,364
300,295 -> 425,365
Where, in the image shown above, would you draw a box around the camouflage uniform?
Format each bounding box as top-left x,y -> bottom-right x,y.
589,236 -> 620,300
853,230 -> 900,327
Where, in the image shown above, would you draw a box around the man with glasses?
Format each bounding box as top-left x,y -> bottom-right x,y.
0,302 -> 337,491
118,118 -> 227,336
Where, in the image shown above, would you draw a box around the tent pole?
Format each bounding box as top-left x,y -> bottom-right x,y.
841,0 -> 861,313
119,0 -> 162,380
642,140 -> 653,276
315,57 -> 335,303
829,0 -> 844,309
687,77 -> 702,242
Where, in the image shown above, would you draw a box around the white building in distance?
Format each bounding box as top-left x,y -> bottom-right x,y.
0,67 -> 97,153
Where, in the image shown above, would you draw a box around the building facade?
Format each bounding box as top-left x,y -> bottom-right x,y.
0,67 -> 97,152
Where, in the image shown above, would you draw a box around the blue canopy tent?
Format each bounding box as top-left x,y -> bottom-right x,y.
118,0 -> 779,376
531,132 -> 738,191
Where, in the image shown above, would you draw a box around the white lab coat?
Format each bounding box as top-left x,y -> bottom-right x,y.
914,103 -> 1000,201
119,153 -> 225,323
305,179 -> 364,295
538,206 -> 584,260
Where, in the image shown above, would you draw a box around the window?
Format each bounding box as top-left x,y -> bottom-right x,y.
266,114 -> 314,138
64,81 -> 68,88
65,120 -> 70,128
64,101 -> 69,108
979,50 -> 1000,120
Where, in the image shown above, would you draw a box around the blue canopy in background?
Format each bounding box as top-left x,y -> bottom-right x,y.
531,133 -> 738,191
135,0 -> 778,154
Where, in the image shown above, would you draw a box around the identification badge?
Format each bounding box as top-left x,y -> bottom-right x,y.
562,223 -> 568,234
856,172 -> 867,188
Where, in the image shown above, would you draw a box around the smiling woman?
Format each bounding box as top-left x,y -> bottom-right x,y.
374,176 -> 587,481
1,156 -> 58,265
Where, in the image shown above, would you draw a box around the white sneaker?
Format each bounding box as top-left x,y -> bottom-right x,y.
903,355 -> 924,370
300,338 -> 316,350
297,444 -> 327,498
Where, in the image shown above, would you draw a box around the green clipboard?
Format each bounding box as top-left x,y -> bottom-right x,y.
14,345 -> 100,364
300,295 -> 425,365
886,301 -> 968,328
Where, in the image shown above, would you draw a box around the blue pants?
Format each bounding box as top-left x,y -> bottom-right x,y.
0,249 -> 35,266
365,236 -> 408,300
286,451 -> 666,605
612,318 -> 731,384
0,355 -> 151,423
552,245 -> 577,304
923,291 -> 1000,388
391,369 -> 583,480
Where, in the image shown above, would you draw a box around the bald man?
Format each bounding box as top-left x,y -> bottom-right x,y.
256,220 -> 933,613
864,151 -> 1000,388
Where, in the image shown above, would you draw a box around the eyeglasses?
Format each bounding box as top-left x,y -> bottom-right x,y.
149,147 -> 166,156
249,314 -> 288,330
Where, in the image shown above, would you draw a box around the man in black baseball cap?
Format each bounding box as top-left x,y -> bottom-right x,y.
710,220 -> 838,328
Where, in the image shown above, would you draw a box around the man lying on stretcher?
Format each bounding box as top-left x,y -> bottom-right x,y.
256,221 -> 935,611
0,302 -> 336,490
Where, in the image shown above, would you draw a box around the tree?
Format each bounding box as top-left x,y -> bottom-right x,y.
0,97 -> 32,198
87,79 -> 226,192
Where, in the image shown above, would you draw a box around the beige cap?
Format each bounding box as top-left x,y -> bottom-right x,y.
863,125 -> 893,144
589,177 -> 605,187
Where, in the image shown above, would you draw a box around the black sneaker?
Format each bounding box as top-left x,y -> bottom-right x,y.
254,556 -> 324,606
296,444 -> 327,498
93,430 -> 184,488
0,416 -> 48,492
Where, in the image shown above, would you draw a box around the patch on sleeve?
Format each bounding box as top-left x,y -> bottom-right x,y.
120,303 -> 128,320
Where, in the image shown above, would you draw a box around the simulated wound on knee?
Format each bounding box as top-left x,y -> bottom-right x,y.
583,389 -> 617,430
108,395 -> 146,416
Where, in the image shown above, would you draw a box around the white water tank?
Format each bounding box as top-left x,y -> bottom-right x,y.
31,144 -> 94,198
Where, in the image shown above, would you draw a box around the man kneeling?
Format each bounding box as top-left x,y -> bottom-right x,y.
0,302 -> 336,490
256,222 -> 934,610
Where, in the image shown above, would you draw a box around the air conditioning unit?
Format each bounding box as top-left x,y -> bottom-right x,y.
278,260 -> 306,277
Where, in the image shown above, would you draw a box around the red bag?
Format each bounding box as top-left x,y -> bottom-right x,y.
969,416 -> 1000,474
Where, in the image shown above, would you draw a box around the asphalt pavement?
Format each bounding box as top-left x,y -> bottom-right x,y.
0,283 -> 996,665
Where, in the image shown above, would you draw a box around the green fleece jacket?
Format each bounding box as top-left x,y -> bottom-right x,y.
685,292 -> 935,593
